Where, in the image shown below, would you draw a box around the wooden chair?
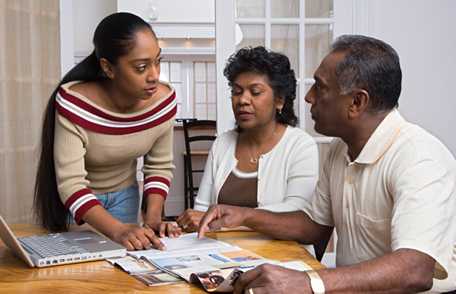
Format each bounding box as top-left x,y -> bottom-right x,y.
182,119 -> 216,209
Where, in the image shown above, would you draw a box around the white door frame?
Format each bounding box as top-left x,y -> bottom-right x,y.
215,0 -> 236,134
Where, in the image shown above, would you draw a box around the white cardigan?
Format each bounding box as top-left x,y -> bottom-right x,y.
194,126 -> 319,212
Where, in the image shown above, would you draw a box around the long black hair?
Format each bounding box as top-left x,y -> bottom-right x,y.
34,12 -> 154,232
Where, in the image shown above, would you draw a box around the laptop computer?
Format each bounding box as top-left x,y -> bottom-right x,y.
0,214 -> 126,267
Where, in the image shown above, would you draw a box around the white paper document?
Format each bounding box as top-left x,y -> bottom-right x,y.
128,232 -> 238,259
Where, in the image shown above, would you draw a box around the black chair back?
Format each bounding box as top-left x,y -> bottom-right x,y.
182,119 -> 216,209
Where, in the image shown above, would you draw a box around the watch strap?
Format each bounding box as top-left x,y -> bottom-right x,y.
306,270 -> 325,294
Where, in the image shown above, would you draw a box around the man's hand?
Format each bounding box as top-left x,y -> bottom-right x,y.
198,204 -> 251,238
176,209 -> 205,232
233,264 -> 312,294
111,223 -> 165,251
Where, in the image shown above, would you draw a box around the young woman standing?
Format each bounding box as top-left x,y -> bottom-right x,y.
34,12 -> 180,250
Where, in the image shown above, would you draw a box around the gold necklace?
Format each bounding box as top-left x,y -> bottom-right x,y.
247,125 -> 278,165
248,149 -> 259,164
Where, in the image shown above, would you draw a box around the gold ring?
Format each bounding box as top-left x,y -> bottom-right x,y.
248,288 -> 254,294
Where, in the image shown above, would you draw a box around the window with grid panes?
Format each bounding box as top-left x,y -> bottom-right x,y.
160,59 -> 216,120
235,0 -> 334,136
160,60 -> 184,118
193,61 -> 217,120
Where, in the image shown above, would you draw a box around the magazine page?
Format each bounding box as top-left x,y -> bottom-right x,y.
132,269 -> 182,287
146,248 -> 275,290
190,268 -> 243,292
188,249 -> 275,292
220,249 -> 269,269
190,256 -> 315,292
107,255 -> 157,274
144,250 -> 241,281
107,255 -> 182,286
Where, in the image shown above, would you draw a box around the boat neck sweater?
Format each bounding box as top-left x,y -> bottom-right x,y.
54,80 -> 176,224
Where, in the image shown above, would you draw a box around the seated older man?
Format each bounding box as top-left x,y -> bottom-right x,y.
198,35 -> 456,294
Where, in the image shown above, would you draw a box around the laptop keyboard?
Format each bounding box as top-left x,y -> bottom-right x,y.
19,235 -> 88,258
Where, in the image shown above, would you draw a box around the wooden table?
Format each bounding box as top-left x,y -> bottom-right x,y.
0,224 -> 323,293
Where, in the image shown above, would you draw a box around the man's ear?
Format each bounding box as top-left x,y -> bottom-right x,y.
348,89 -> 369,119
99,58 -> 114,79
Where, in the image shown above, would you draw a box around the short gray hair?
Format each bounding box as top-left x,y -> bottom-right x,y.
331,35 -> 402,111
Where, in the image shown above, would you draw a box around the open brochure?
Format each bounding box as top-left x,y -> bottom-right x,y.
107,255 -> 182,286
144,248 -> 268,281
113,233 -> 313,292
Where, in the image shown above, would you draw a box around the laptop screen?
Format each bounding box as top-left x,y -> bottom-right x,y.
0,215 -> 35,267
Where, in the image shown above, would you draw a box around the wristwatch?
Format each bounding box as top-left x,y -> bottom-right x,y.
306,270 -> 325,294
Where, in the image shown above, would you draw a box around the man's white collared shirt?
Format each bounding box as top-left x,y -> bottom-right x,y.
303,109 -> 456,292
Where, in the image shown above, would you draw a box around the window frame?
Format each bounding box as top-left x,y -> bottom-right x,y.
161,55 -> 216,120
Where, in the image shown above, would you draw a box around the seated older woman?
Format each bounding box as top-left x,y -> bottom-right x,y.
177,46 -> 319,232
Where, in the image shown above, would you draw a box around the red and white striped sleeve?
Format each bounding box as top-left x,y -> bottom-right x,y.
143,176 -> 171,199
64,188 -> 102,225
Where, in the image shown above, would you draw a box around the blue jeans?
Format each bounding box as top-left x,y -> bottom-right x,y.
96,185 -> 140,224
70,185 -> 140,224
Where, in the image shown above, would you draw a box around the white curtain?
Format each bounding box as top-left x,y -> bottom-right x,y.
0,0 -> 60,223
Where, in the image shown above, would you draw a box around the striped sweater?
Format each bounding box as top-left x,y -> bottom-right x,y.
54,81 -> 176,224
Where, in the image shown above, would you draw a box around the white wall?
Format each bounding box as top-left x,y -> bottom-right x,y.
59,0 -> 74,77
361,0 -> 456,154
117,0 -> 214,22
73,0 -> 215,54
73,0 -> 117,55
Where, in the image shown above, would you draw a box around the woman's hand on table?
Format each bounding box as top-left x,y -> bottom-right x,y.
111,223 -> 165,251
197,205 -> 251,238
176,209 -> 205,232
142,194 -> 181,238
144,219 -> 182,238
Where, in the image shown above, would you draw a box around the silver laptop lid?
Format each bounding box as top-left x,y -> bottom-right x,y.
0,214 -> 34,267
